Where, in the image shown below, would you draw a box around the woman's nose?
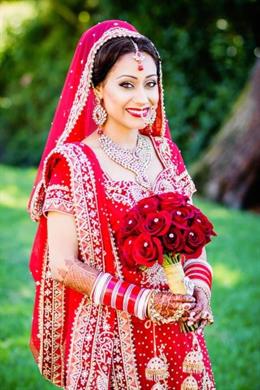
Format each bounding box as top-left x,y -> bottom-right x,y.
133,87 -> 149,105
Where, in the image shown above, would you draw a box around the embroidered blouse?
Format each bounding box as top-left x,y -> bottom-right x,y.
43,136 -> 212,292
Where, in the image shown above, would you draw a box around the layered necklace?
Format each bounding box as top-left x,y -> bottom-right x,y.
98,133 -> 152,189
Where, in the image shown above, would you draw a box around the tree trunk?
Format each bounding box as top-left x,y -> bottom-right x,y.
191,59 -> 260,211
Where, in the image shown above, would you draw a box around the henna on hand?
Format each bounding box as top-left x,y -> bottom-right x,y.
149,291 -> 196,323
55,258 -> 99,296
186,286 -> 214,329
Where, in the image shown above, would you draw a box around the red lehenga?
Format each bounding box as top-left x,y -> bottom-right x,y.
28,20 -> 215,390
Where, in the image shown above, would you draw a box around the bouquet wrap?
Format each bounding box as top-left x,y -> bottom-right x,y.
163,261 -> 187,295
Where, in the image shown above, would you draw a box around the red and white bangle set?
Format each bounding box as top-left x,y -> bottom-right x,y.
183,259 -> 212,305
183,259 -> 213,289
90,272 -> 152,320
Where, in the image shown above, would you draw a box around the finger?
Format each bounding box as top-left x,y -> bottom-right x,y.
169,302 -> 196,317
169,294 -> 195,303
182,303 -> 196,318
197,319 -> 207,332
201,310 -> 209,320
207,313 -> 214,324
189,302 -> 203,316
182,302 -> 196,311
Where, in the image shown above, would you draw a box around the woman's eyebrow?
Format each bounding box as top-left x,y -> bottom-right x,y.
116,74 -> 157,79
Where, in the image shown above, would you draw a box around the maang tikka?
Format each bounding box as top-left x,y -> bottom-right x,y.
92,93 -> 107,133
130,39 -> 145,71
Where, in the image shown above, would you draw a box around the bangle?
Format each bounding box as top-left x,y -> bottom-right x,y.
137,289 -> 152,320
91,272 -> 151,320
92,273 -> 112,304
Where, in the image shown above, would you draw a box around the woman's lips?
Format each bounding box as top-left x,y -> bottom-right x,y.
126,107 -> 149,118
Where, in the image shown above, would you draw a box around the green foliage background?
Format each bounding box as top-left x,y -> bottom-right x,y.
0,0 -> 259,165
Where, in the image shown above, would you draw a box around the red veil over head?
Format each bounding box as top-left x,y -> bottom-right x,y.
28,19 -> 171,221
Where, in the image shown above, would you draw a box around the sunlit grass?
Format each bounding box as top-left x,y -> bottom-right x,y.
0,165 -> 259,389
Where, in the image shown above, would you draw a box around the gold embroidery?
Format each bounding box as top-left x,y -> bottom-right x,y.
141,262 -> 167,288
38,246 -> 66,387
43,184 -> 73,215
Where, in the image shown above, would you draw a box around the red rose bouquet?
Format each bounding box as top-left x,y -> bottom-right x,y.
117,192 -> 216,330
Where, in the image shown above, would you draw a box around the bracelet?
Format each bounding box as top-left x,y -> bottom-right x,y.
184,261 -> 213,289
147,290 -> 185,324
90,272 -> 151,320
92,273 -> 112,304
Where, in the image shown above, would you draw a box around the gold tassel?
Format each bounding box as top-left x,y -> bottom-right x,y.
183,333 -> 204,374
145,356 -> 169,382
181,375 -> 199,390
183,349 -> 204,374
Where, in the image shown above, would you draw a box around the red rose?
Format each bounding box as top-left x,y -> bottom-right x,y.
132,233 -> 163,268
158,192 -> 189,211
143,211 -> 172,236
137,195 -> 159,216
183,225 -> 206,258
162,226 -> 184,254
120,236 -> 137,269
119,209 -> 141,238
171,204 -> 196,229
193,212 -> 217,238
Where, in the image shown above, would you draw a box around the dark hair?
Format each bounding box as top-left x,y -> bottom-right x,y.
92,36 -> 160,87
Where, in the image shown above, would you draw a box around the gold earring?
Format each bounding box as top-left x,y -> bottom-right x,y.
144,106 -> 157,134
92,95 -> 107,134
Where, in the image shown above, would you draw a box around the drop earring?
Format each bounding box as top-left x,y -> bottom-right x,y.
92,95 -> 107,134
143,106 -> 157,134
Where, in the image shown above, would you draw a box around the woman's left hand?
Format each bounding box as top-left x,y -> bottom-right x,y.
185,287 -> 214,331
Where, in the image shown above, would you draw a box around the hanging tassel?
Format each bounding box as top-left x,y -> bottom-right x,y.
181,375 -> 199,390
145,356 -> 169,382
183,333 -> 204,374
183,349 -> 204,374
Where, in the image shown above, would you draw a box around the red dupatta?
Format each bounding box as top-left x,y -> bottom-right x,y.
28,20 -> 171,388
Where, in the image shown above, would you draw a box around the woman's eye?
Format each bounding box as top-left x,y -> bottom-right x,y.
146,80 -> 157,88
119,82 -> 134,89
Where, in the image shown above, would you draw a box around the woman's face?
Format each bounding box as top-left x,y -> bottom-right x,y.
96,52 -> 159,132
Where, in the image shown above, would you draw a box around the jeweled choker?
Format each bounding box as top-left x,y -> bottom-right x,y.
98,133 -> 152,189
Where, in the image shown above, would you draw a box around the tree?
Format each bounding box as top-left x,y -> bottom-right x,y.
191,60 -> 260,210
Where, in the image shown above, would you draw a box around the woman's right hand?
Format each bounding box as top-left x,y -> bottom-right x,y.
148,290 -> 196,324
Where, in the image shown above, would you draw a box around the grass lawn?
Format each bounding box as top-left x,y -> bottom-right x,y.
0,164 -> 259,389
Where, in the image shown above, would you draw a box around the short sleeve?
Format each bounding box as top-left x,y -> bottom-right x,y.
43,158 -> 73,216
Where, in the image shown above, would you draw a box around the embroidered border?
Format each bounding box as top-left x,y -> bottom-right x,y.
43,184 -> 73,215
38,246 -> 65,387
